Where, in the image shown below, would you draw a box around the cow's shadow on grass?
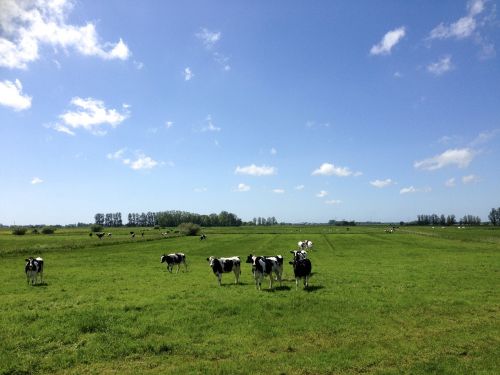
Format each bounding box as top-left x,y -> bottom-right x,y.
303,285 -> 324,292
221,282 -> 251,287
261,285 -> 292,292
31,282 -> 48,287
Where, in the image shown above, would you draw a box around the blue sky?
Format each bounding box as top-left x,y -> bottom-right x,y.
1,0 -> 499,225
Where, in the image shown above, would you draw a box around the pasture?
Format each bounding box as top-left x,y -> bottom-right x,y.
0,226 -> 499,374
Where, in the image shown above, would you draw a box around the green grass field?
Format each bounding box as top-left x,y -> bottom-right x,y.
0,226 -> 499,374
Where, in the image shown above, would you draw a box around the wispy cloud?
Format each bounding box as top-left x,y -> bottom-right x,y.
427,0 -> 495,58
0,79 -> 31,111
30,177 -> 43,185
107,149 -> 161,171
295,185 -> 305,191
165,121 -> 174,129
234,183 -> 250,192
316,190 -> 328,198
196,28 -> 221,49
184,67 -> 194,81
445,177 -> 456,187
414,148 -> 474,170
370,26 -> 406,55
427,56 -> 453,76
400,186 -> 432,194
270,147 -> 277,155
202,115 -> 221,132
370,179 -> 394,188
462,174 -> 479,184
235,164 -> 276,176
325,199 -> 342,205
194,187 -> 208,193
0,0 -> 130,69
272,189 -> 285,194
312,162 -> 360,177
470,129 -> 500,146
52,97 -> 129,136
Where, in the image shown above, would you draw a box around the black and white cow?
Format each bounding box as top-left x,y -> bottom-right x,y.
298,240 -> 313,250
207,256 -> 241,286
200,234 -> 207,240
25,257 -> 44,285
246,254 -> 283,290
290,250 -> 308,260
160,253 -> 187,273
96,232 -> 105,240
289,252 -> 312,290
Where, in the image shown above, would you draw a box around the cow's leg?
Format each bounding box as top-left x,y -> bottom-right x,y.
269,275 -> 273,290
217,273 -> 222,286
296,277 -> 299,290
176,264 -> 180,274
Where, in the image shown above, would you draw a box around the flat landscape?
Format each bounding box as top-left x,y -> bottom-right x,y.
1,226 -> 499,374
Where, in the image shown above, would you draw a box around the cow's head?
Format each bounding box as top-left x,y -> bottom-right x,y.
245,254 -> 255,264
160,255 -> 167,263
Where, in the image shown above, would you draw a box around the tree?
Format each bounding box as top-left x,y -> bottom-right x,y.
94,213 -> 104,225
489,208 -> 499,226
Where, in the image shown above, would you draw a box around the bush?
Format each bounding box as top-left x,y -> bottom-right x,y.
90,224 -> 103,232
12,227 -> 27,235
31,228 -> 39,234
41,227 -> 56,234
177,222 -> 201,236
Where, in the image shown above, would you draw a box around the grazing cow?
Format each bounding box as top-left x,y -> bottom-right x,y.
298,240 -> 313,250
200,234 -> 207,240
161,232 -> 169,237
131,233 -> 136,239
289,252 -> 312,290
96,232 -> 105,240
107,233 -> 112,237
206,256 -> 241,286
25,257 -> 44,285
246,254 -> 283,290
161,253 -> 187,273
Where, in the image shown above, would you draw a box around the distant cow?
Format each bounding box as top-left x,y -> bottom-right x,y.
96,232 -> 105,240
298,240 -> 313,250
200,234 -> 207,240
289,252 -> 312,290
246,254 -> 283,290
25,257 -> 44,285
207,256 -> 241,286
161,253 -> 187,273
107,233 -> 112,237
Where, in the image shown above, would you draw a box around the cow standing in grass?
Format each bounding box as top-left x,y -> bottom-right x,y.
246,254 -> 283,290
289,251 -> 312,290
207,256 -> 241,286
161,253 -> 187,273
25,257 -> 44,285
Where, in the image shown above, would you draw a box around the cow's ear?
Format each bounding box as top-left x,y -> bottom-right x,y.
206,258 -> 209,261
289,250 -> 294,254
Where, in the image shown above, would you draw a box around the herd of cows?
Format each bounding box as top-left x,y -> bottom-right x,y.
24,238 -> 314,290
160,239 -> 314,290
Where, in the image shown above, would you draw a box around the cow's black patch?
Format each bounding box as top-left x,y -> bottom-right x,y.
222,259 -> 233,272
211,258 -> 223,274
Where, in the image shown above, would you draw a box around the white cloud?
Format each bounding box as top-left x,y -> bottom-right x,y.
312,162 -> 358,177
194,187 -> 208,193
31,177 -> 43,185
427,56 -> 453,75
235,164 -> 276,176
56,97 -> 129,135
427,0 -> 495,57
429,0 -> 485,40
462,174 -> 479,184
445,177 -> 456,187
213,51 -> 231,71
325,200 -> 342,205
414,148 -> 475,170
316,190 -> 328,198
165,121 -> 174,129
0,79 -> 31,110
370,26 -> 406,55
196,28 -> 221,49
400,186 -> 432,194
270,147 -> 277,155
202,115 -> 221,132
107,149 -> 160,171
470,129 -> 500,146
47,123 -> 75,136
370,179 -> 394,188
0,0 -> 130,69
295,184 -> 305,190
184,67 -> 194,81
272,189 -> 285,194
234,183 -> 250,192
